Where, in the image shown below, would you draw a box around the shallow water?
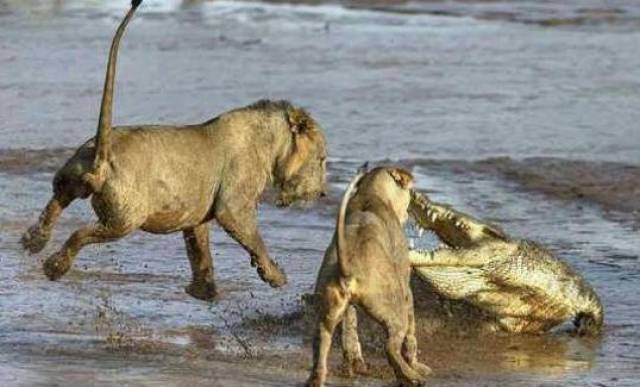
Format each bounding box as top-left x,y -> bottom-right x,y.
1,1 -> 639,386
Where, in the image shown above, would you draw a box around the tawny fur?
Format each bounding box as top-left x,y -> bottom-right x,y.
307,167 -> 430,387
21,1 -> 328,301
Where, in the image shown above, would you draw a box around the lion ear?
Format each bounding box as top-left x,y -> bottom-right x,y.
388,168 -> 414,189
287,108 -> 315,134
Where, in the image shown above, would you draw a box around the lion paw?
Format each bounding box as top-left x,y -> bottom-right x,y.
185,281 -> 218,301
21,225 -> 50,254
43,252 -> 71,280
257,261 -> 287,288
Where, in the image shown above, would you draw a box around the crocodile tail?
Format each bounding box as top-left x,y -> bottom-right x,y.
87,0 -> 142,191
336,171 -> 364,278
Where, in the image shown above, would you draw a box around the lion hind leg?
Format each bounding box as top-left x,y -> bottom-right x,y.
22,193 -> 74,254
43,222 -> 135,280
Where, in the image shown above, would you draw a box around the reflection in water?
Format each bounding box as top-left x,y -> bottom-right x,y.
422,329 -> 600,376
500,335 -> 597,374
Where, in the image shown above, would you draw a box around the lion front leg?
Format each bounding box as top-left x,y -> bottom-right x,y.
183,223 -> 218,301
215,205 -> 287,288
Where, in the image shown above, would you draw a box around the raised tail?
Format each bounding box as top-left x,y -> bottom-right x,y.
84,0 -> 142,192
336,171 -> 365,278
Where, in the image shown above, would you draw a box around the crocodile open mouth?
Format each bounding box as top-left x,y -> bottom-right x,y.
409,190 -> 508,250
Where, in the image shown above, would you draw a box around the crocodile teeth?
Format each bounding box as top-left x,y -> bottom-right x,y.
417,226 -> 424,237
455,220 -> 462,227
431,213 -> 438,222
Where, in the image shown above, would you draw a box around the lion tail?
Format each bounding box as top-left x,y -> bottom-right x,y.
84,0 -> 142,192
337,171 -> 364,278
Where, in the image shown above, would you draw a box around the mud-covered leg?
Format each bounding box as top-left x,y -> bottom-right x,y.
340,305 -> 368,376
385,322 -> 426,387
402,294 -> 432,378
306,288 -> 349,387
362,299 -> 425,386
43,223 -> 132,280
22,193 -> 73,254
215,206 -> 286,288
183,223 -> 218,301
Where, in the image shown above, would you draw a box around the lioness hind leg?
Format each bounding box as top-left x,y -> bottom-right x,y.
306,288 -> 349,387
215,207 -> 287,288
43,223 -> 133,280
183,223 -> 218,301
340,305 -> 368,376
385,324 -> 426,387
402,297 -> 432,378
22,193 -> 73,254
361,299 -> 426,386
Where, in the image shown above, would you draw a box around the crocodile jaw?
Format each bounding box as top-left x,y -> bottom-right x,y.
410,190 -> 502,249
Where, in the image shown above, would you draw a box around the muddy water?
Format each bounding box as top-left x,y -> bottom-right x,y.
1,1 -> 639,386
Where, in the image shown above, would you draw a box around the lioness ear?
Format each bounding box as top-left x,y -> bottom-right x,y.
287,108 -> 315,134
388,168 -> 414,189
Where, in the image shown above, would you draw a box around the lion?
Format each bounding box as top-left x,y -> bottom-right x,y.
21,0 -> 328,301
306,166 -> 430,387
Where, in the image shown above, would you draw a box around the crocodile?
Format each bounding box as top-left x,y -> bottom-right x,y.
408,190 -> 603,335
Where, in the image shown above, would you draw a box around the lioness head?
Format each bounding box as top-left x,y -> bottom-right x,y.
275,106 -> 328,207
353,167 -> 414,224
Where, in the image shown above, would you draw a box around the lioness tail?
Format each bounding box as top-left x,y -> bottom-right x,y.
84,0 -> 142,192
336,171 -> 364,278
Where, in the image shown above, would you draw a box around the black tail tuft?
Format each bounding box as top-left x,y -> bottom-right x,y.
132,0 -> 142,8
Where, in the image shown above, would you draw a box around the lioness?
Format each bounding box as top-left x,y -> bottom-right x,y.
21,0 -> 328,301
307,167 -> 430,387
